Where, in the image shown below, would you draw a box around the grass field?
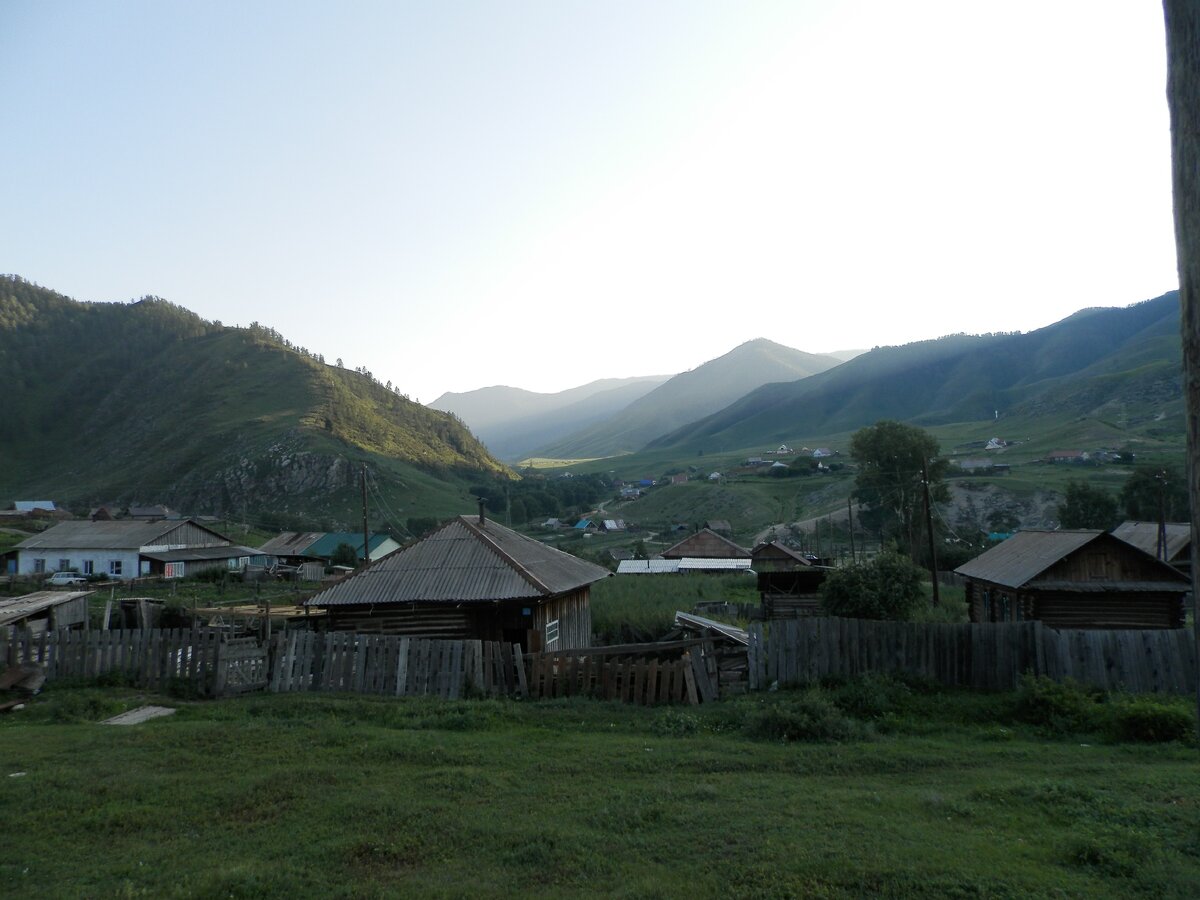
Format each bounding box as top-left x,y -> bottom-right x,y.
2,680 -> 1197,897
590,573 -> 760,643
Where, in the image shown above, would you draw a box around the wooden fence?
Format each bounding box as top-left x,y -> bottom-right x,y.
524,641 -> 713,705
748,617 -> 1198,695
5,627 -> 228,692
267,631 -> 526,699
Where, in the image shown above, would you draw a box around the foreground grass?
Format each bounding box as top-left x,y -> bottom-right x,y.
2,681 -> 1197,898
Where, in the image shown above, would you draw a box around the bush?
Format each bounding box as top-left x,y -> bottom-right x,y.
819,551 -> 925,620
741,691 -> 868,743
828,673 -> 913,720
1014,675 -> 1100,733
1105,698 -> 1195,744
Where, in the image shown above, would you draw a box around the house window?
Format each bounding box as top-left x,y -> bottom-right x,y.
164,562 -> 185,579
109,560 -> 123,577
82,560 -> 94,575
58,558 -> 70,572
544,619 -> 560,650
33,558 -> 45,573
227,557 -> 241,571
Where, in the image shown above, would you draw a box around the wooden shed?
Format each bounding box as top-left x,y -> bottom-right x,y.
955,530 -> 1190,629
1111,521 -> 1192,578
0,591 -> 91,636
304,515 -> 610,650
662,529 -> 750,560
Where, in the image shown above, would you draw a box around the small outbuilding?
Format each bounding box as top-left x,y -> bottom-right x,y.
1111,521 -> 1192,578
0,591 -> 91,635
662,528 -> 750,560
955,529 -> 1190,629
304,514 -> 610,650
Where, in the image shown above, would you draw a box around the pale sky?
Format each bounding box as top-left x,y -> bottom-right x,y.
0,1 -> 1178,404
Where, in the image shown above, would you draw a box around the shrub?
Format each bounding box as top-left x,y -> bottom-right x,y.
1105,698 -> 1195,744
1014,675 -> 1100,733
820,550 -> 925,620
742,691 -> 868,742
829,673 -> 913,720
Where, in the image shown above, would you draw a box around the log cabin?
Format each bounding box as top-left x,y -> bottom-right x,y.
956,530 -> 1189,629
303,514 -> 610,650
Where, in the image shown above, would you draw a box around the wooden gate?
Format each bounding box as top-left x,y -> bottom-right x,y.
212,637 -> 269,696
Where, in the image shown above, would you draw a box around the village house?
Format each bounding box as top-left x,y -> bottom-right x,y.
662,528 -> 750,560
1111,521 -> 1192,578
751,541 -> 827,618
1045,450 -> 1090,464
304,513 -> 610,649
955,529 -> 1190,629
258,531 -> 400,580
14,519 -> 253,581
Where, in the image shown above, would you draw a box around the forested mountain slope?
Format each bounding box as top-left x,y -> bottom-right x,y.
647,292 -> 1182,452
0,277 -> 509,526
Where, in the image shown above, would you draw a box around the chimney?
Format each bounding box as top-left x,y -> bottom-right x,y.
478,497 -> 487,527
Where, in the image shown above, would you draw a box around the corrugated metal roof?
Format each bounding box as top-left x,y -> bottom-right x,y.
304,532 -> 395,559
674,611 -> 749,645
15,519 -> 225,551
678,557 -> 753,571
954,530 -> 1101,588
751,541 -> 811,564
307,516 -> 610,607
617,559 -> 681,574
140,545 -> 260,563
14,501 -> 55,512
258,531 -> 326,556
0,591 -> 92,626
1111,521 -> 1191,562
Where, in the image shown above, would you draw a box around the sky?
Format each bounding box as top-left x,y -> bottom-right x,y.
0,1 -> 1179,404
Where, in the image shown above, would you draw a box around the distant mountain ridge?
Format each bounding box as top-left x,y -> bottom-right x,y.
430,375 -> 670,461
646,292 -> 1183,452
534,338 -> 846,459
0,277 -> 508,526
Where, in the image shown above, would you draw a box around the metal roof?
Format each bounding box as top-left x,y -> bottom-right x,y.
15,519 -> 227,551
307,516 -> 610,607
677,557 -> 753,571
674,611 -> 749,646
1111,521 -> 1192,562
617,559 -> 681,574
140,545 -> 260,563
14,501 -> 55,512
0,591 -> 92,626
954,529 -> 1192,589
258,531 -> 326,556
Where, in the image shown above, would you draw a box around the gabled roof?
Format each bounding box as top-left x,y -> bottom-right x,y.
304,532 -> 394,559
15,519 -> 229,551
140,545 -> 261,563
955,529 -> 1190,589
1111,521 -> 1192,562
662,528 -> 750,559
751,541 -> 812,565
258,531 -> 326,556
307,516 -> 610,607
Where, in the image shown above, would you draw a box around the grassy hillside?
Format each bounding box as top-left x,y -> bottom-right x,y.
0,277 -> 510,527
536,338 -> 845,459
648,293 -> 1182,453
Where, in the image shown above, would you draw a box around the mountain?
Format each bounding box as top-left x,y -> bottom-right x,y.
646,292 -> 1182,452
0,277 -> 510,527
430,375 -> 670,461
534,339 -> 847,459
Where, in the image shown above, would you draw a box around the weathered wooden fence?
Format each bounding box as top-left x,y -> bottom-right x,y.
267,631 -> 526,698
524,641 -> 712,705
748,618 -> 1198,694
5,627 -> 228,692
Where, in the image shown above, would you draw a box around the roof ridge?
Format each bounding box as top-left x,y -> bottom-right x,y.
458,515 -> 552,596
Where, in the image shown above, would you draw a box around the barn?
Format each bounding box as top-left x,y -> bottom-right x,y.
956,529 -> 1190,629
662,528 -> 750,560
304,514 -> 610,650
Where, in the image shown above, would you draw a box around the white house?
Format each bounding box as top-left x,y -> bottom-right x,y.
15,519 -> 244,581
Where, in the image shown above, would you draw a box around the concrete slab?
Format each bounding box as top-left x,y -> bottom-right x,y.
101,705 -> 177,726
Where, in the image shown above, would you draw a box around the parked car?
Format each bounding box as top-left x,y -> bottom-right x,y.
45,571 -> 87,586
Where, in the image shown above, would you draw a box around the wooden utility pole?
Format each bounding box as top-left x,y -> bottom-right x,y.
921,457 -> 940,607
847,497 -> 856,564
1163,0 -> 1200,740
361,464 -> 371,568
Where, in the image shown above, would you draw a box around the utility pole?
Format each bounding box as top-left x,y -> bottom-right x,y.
847,497 -> 856,564
921,456 -> 941,607
361,464 -> 371,568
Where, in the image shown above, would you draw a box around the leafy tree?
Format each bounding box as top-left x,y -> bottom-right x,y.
1057,480 -> 1119,529
1120,465 -> 1189,521
850,421 -> 949,557
819,551 -> 926,620
330,542 -> 359,567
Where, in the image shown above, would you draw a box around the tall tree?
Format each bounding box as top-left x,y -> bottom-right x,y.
1057,480 -> 1119,530
849,420 -> 948,559
1120,464 -> 1190,521
1163,0 -> 1200,739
